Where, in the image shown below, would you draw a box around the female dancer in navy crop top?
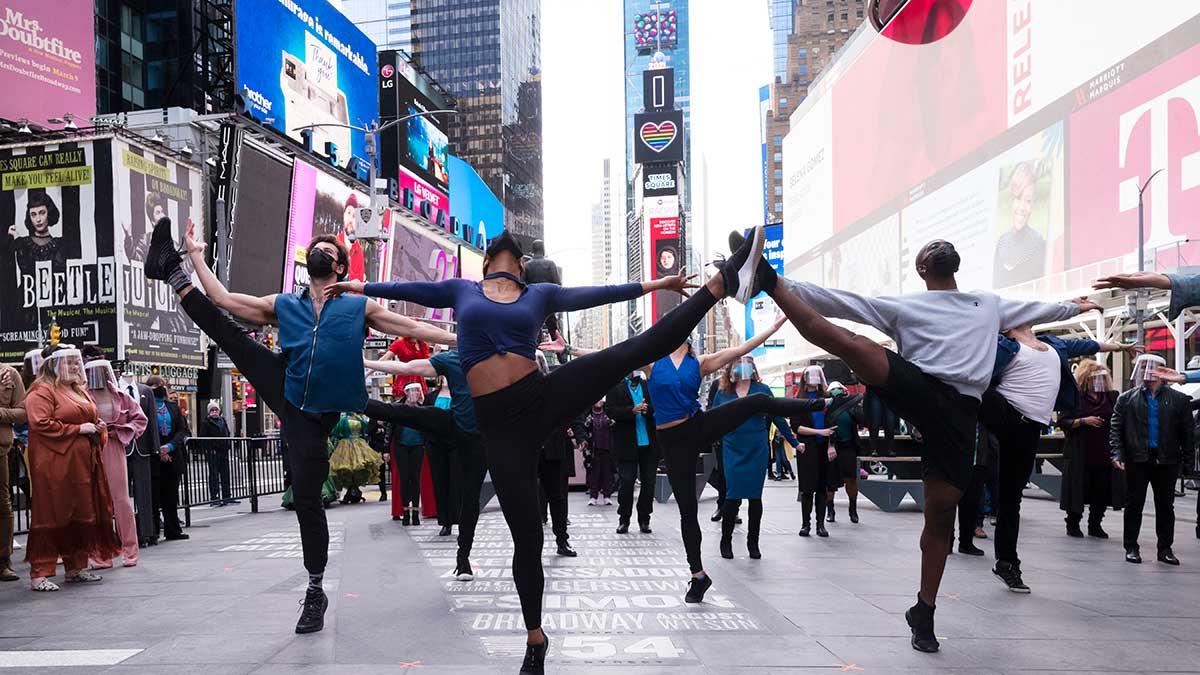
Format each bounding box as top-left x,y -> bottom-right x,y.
327,229 -> 770,674
644,315 -> 859,602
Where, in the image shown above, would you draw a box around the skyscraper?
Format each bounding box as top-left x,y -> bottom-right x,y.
767,0 -> 797,84
411,0 -> 544,245
585,159 -> 614,348
623,0 -> 690,211
340,0 -> 414,54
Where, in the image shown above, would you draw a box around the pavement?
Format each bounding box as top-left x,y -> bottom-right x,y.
0,479 -> 1198,674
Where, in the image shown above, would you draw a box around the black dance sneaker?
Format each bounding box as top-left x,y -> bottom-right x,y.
993,560 -> 1030,593
454,559 -> 474,581
684,573 -> 712,603
1157,548 -> 1181,566
556,542 -> 577,557
295,587 -> 328,634
520,629 -> 549,674
905,596 -> 939,653
616,521 -> 630,534
721,226 -> 766,303
143,217 -> 183,281
825,393 -> 865,424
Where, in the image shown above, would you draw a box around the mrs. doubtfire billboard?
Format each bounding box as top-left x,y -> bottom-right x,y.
235,0 -> 378,165
0,1 -> 96,126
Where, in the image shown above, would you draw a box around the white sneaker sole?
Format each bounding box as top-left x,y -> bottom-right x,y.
455,570 -> 474,581
733,226 -> 765,304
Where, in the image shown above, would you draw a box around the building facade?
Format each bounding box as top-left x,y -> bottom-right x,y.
761,0 -> 859,220
340,0 -> 414,54
410,0 -> 544,245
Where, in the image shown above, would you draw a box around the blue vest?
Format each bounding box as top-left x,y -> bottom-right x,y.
275,291 -> 368,414
647,352 -> 702,425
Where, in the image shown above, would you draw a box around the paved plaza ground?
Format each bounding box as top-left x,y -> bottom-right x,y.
0,479 -> 1197,674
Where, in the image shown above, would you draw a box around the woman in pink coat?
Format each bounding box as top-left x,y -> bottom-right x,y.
84,360 -> 147,567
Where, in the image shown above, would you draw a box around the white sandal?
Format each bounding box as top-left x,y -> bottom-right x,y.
31,577 -> 59,592
65,570 -> 102,583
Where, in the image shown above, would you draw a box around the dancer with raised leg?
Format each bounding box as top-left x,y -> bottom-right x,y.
730,229 -> 1097,652
325,229 -> 766,674
141,218 -> 456,634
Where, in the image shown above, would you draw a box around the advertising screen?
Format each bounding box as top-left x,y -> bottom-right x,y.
112,140 -> 206,367
235,0 -> 377,165
284,159 -> 387,293
745,223 -> 784,355
0,1 -> 95,127
387,220 -> 458,324
226,141 -> 293,298
633,110 -> 685,164
448,155 -> 502,250
782,3 -> 1200,305
0,140 -> 116,360
633,10 -> 678,53
642,163 -> 678,198
394,70 -> 449,195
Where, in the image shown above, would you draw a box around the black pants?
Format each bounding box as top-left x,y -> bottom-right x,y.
979,390 -> 1043,566
154,456 -> 184,538
471,286 -> 722,630
127,450 -> 155,544
722,498 -> 762,542
538,456 -> 569,545
707,444 -> 727,510
1066,464 -> 1112,528
181,289 -> 336,575
207,448 -> 232,501
658,394 -> 826,574
864,390 -> 895,455
394,443 -> 424,510
956,465 -> 988,544
617,445 -> 658,526
1123,461 -> 1178,552
364,401 -> 488,562
426,438 -> 459,525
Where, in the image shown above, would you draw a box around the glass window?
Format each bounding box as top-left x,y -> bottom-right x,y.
773,169 -> 782,179
772,135 -> 782,146
798,64 -> 808,75
773,152 -> 782,162
774,203 -> 783,212
774,186 -> 783,196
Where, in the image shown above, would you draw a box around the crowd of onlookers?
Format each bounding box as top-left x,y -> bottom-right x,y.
0,344 -> 197,591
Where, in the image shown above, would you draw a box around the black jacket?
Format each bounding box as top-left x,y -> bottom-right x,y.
199,414 -> 231,439
1110,385 -> 1194,465
605,377 -> 657,462
129,383 -> 160,457
156,398 -> 191,457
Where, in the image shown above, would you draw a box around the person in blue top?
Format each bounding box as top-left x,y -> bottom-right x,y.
142,217 -> 456,636
983,324 -> 1139,593
364,349 -> 488,581
711,354 -> 803,561
328,227 -> 770,674
645,316 -> 860,603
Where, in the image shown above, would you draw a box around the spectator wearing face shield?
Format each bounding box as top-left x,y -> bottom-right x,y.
826,381 -> 867,524
1110,354 -> 1193,565
790,365 -> 839,538
389,383 -> 427,525
83,358 -> 147,569
23,347 -> 121,591
1057,361 -> 1124,539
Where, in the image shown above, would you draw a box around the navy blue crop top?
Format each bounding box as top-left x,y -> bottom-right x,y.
363,273 -> 643,373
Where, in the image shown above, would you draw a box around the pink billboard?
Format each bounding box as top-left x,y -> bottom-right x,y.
0,1 -> 96,126
1068,40 -> 1200,271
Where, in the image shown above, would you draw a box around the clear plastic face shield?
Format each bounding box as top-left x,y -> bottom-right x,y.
84,359 -> 117,391
23,349 -> 44,380
1130,354 -> 1166,385
732,356 -> 755,381
403,383 -> 424,405
828,381 -> 847,398
1090,371 -> 1110,393
47,349 -> 84,384
803,365 -> 827,389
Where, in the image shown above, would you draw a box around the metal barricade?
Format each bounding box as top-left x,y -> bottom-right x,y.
180,436 -> 286,523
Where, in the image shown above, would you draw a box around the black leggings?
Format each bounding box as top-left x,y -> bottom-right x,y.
394,443 -> 424,510
658,394 -> 826,574
722,498 -> 762,542
471,286 -> 722,630
180,289 -> 336,575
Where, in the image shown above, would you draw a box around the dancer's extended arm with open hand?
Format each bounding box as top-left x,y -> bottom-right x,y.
182,220 -> 277,325
363,358 -> 438,379
698,314 -> 786,376
548,270 -> 698,312
364,303 -> 457,347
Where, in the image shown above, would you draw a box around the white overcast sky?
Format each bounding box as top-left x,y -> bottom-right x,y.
541,1 -> 773,285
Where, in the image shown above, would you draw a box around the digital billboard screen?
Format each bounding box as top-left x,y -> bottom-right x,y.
633,10 -> 678,53
235,0 -> 378,165
0,1 -> 95,127
633,110 -> 685,165
393,69 -> 450,196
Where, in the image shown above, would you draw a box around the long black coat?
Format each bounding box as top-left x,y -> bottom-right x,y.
605,378 -> 658,463
790,407 -> 836,494
1058,391 -> 1125,512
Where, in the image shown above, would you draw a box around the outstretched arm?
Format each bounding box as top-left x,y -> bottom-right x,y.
549,270 -> 698,313
365,303 -> 456,346
776,278 -> 901,334
182,220 -> 276,324
699,314 -> 786,376
364,358 -> 438,378
998,296 -> 1090,330
329,278 -> 469,308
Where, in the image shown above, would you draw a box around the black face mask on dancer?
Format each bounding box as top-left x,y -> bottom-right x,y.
307,248 -> 338,279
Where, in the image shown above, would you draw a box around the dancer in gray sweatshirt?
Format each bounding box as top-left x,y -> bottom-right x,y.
729,233 -> 1099,653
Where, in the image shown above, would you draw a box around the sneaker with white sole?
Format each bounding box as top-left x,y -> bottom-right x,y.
993,560 -> 1030,593
720,226 -> 766,304
454,560 -> 474,581
587,498 -> 596,506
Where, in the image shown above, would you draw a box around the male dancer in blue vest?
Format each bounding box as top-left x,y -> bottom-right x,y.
143,218 -> 456,634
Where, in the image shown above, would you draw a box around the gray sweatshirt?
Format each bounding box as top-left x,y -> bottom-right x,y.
780,278 -> 1080,400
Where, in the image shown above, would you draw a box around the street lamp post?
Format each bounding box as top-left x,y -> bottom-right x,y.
1135,168 -> 1165,344
293,109 -> 457,238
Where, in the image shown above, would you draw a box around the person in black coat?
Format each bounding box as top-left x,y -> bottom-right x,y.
198,402 -> 236,506
146,376 -> 190,541
118,373 -> 160,546
790,366 -> 837,537
539,414 -> 582,556
1057,361 -> 1124,538
606,371 -> 659,533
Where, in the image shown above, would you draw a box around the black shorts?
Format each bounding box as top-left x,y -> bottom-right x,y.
869,350 -> 979,492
